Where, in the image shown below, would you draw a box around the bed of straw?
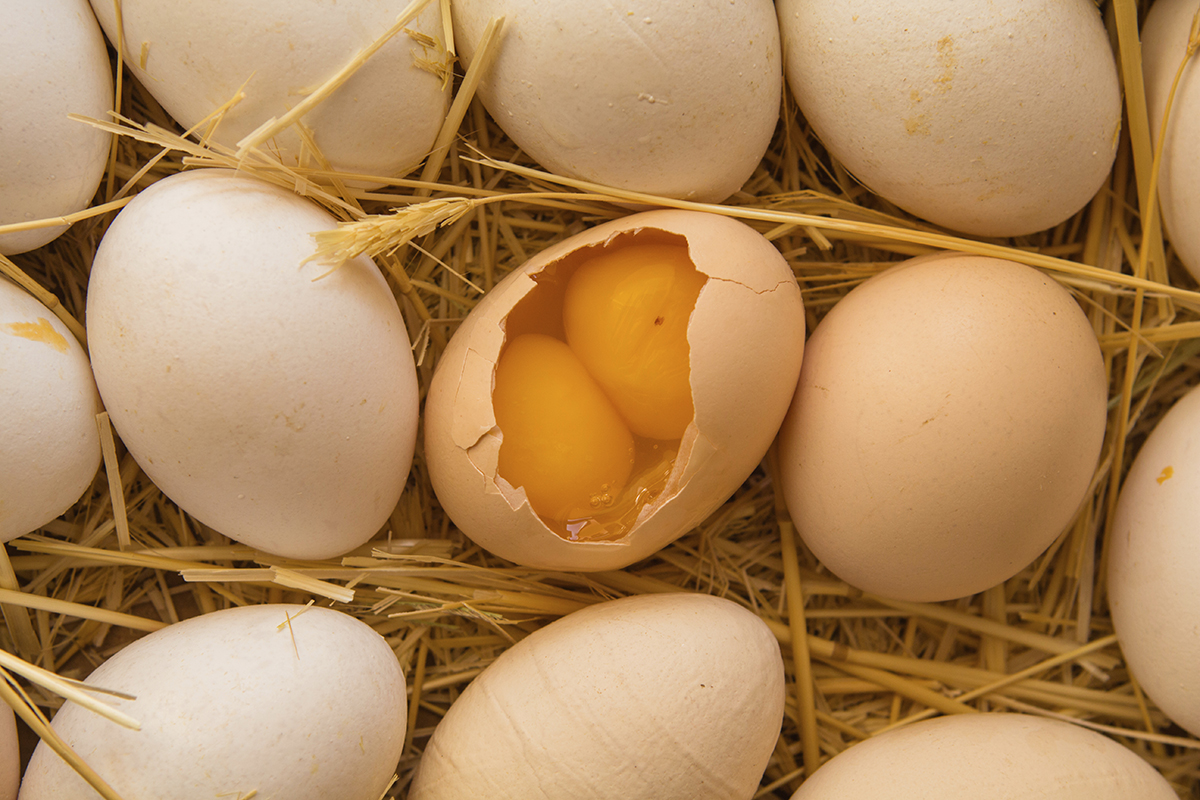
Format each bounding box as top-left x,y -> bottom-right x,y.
2,1 -> 1199,797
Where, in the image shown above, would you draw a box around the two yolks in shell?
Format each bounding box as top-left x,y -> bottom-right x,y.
491,237 -> 706,541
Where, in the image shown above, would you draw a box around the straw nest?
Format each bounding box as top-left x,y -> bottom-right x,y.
2,0 -> 1200,797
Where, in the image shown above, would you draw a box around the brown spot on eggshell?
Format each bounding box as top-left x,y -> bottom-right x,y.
4,317 -> 69,353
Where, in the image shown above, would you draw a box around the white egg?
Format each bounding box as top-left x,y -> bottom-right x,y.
0,0 -> 112,255
789,713 -> 1176,799
411,593 -> 785,800
452,0 -> 782,202
18,605 -> 407,799
1108,383 -> 1200,738
0,276 -> 101,542
86,169 -> 419,560
1143,0 -> 1200,282
777,0 -> 1121,236
88,0 -> 450,182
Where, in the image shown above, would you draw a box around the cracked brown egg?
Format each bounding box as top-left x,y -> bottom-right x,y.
425,209 -> 805,571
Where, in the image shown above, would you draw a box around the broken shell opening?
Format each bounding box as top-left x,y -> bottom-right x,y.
493,228 -> 706,543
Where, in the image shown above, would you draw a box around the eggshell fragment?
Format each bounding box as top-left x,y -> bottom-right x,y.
424,209 -> 805,571
0,276 -> 101,542
789,713 -> 1177,799
410,593 -> 785,800
86,169 -> 419,560
452,0 -> 782,202
0,0 -> 112,255
777,0 -> 1121,236
88,0 -> 450,182
1142,0 -> 1200,282
1108,383 -> 1200,738
18,605 -> 407,800
777,252 -> 1107,601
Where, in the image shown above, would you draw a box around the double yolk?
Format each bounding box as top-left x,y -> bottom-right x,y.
491,241 -> 706,541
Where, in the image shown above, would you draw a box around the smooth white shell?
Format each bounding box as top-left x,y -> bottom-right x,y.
452,0 -> 782,202
777,0 -> 1121,236
0,276 -> 101,542
1108,383 -> 1200,738
19,605 -> 407,800
86,169 -> 419,560
1143,0 -> 1200,281
411,593 -> 785,800
425,209 -> 805,571
0,0 -> 112,255
89,0 -> 450,182
789,713 -> 1176,799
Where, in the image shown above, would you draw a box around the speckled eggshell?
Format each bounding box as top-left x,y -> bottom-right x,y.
452,0 -> 781,202
18,605 -> 407,800
88,0 -> 450,183
86,169 -> 419,560
1108,383 -> 1200,738
424,209 -> 805,571
0,0 -> 112,255
776,0 -> 1121,237
410,592 -> 785,800
776,252 -> 1107,602
788,713 -> 1177,799
1143,0 -> 1200,282
0,276 -> 101,542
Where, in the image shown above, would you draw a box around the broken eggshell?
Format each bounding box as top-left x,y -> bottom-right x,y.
425,209 -> 805,572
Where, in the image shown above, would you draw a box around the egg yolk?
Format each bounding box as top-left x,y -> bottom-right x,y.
493,333 -> 636,524
494,237 -> 705,542
563,243 -> 705,440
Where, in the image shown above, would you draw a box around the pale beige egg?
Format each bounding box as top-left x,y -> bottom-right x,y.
0,0 -> 112,255
452,0 -> 782,202
777,0 -> 1121,237
1142,0 -> 1200,282
789,713 -> 1177,799
410,593 -> 785,800
0,276 -> 101,543
86,169 -> 419,561
18,605 -> 407,799
1108,383 -> 1200,738
424,209 -> 805,571
777,252 -> 1107,602
88,0 -> 450,183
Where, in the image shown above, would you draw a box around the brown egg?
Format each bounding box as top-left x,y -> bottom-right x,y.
425,209 -> 805,571
776,252 -> 1106,601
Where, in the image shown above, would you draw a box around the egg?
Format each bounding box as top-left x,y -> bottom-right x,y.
1142,0 -> 1200,282
18,604 -> 407,799
451,0 -> 781,202
0,276 -> 101,542
777,0 -> 1121,237
86,169 -> 419,560
788,713 -> 1177,799
410,592 -> 785,800
776,252 -> 1107,602
424,209 -> 805,571
88,0 -> 450,182
1108,383 -> 1200,738
0,0 -> 112,255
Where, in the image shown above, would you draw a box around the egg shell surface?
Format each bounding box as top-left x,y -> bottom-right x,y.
0,0 -> 112,255
452,0 -> 781,202
410,592 -> 785,800
0,276 -> 101,542
18,604 -> 407,800
88,0 -> 449,183
424,209 -> 805,571
86,169 -> 419,560
1143,0 -> 1200,282
777,252 -> 1107,602
788,713 -> 1177,799
1108,383 -> 1200,738
776,0 -> 1121,237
